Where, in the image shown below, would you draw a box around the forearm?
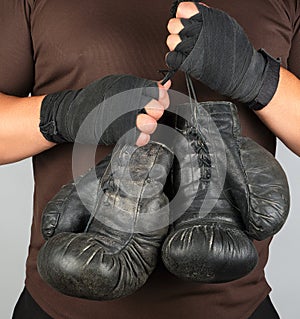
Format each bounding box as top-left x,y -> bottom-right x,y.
255,67 -> 300,156
0,93 -> 55,165
166,3 -> 300,157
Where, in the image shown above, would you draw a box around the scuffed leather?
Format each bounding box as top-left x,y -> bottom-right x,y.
162,101 -> 289,284
162,104 -> 258,283
37,142 -> 173,300
203,102 -> 290,240
41,156 -> 111,239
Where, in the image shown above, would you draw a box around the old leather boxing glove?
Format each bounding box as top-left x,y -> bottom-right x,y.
162,101 -> 289,283
161,103 -> 258,283
37,141 -> 173,300
206,102 -> 290,240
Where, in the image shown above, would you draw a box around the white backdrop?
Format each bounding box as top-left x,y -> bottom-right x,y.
0,140 -> 299,318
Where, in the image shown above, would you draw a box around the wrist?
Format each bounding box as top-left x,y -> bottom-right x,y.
39,90 -> 77,143
246,49 -> 281,111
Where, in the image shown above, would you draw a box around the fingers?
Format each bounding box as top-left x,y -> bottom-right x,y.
158,81 -> 171,109
135,81 -> 171,146
158,79 -> 171,90
166,2 -> 205,51
135,112 -> 157,147
136,113 -> 157,134
136,132 -> 150,147
166,34 -> 182,51
176,2 -> 200,19
167,18 -> 184,34
144,99 -> 165,119
144,79 -> 170,117
143,86 -> 170,121
167,17 -> 183,52
136,88 -> 168,133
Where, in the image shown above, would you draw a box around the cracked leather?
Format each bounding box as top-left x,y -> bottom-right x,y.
207,102 -> 290,240
162,101 -> 289,283
37,141 -> 173,300
162,102 -> 258,283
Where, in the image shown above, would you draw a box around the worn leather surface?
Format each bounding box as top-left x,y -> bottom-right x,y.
162,102 -> 258,283
37,141 -> 173,300
162,101 -> 289,282
204,102 -> 290,240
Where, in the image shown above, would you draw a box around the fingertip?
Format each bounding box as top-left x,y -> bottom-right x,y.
136,114 -> 157,134
167,18 -> 175,32
158,79 -> 172,90
176,2 -> 200,19
158,87 -> 167,99
158,90 -> 170,111
144,100 -> 164,119
136,132 -> 150,147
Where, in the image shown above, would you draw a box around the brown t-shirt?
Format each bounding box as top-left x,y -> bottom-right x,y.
1,0 -> 299,318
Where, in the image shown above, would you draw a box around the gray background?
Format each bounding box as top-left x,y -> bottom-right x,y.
0,140 -> 299,318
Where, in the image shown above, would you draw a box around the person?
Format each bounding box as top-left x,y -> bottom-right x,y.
0,1 -> 299,318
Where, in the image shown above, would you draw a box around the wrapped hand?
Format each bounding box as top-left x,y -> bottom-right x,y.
166,2 -> 280,109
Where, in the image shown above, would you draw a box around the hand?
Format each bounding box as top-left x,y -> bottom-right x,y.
136,80 -> 171,146
39,74 -> 171,146
166,2 -> 280,109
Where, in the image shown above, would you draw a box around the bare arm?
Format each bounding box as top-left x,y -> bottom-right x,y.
256,67 -> 300,156
0,79 -> 171,165
0,93 -> 54,165
167,2 -> 300,157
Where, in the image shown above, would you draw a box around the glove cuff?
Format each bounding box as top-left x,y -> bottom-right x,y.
247,49 -> 281,111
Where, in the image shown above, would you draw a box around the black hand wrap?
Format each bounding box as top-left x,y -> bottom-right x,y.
37,141 -> 173,300
40,74 -> 158,144
167,3 -> 280,109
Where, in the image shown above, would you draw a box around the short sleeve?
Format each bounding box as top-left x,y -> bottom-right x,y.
287,2 -> 300,78
0,0 -> 34,96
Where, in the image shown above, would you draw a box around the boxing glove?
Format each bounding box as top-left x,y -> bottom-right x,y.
203,102 -> 290,240
37,141 -> 173,300
162,101 -> 289,283
161,103 -> 258,283
39,74 -> 158,144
